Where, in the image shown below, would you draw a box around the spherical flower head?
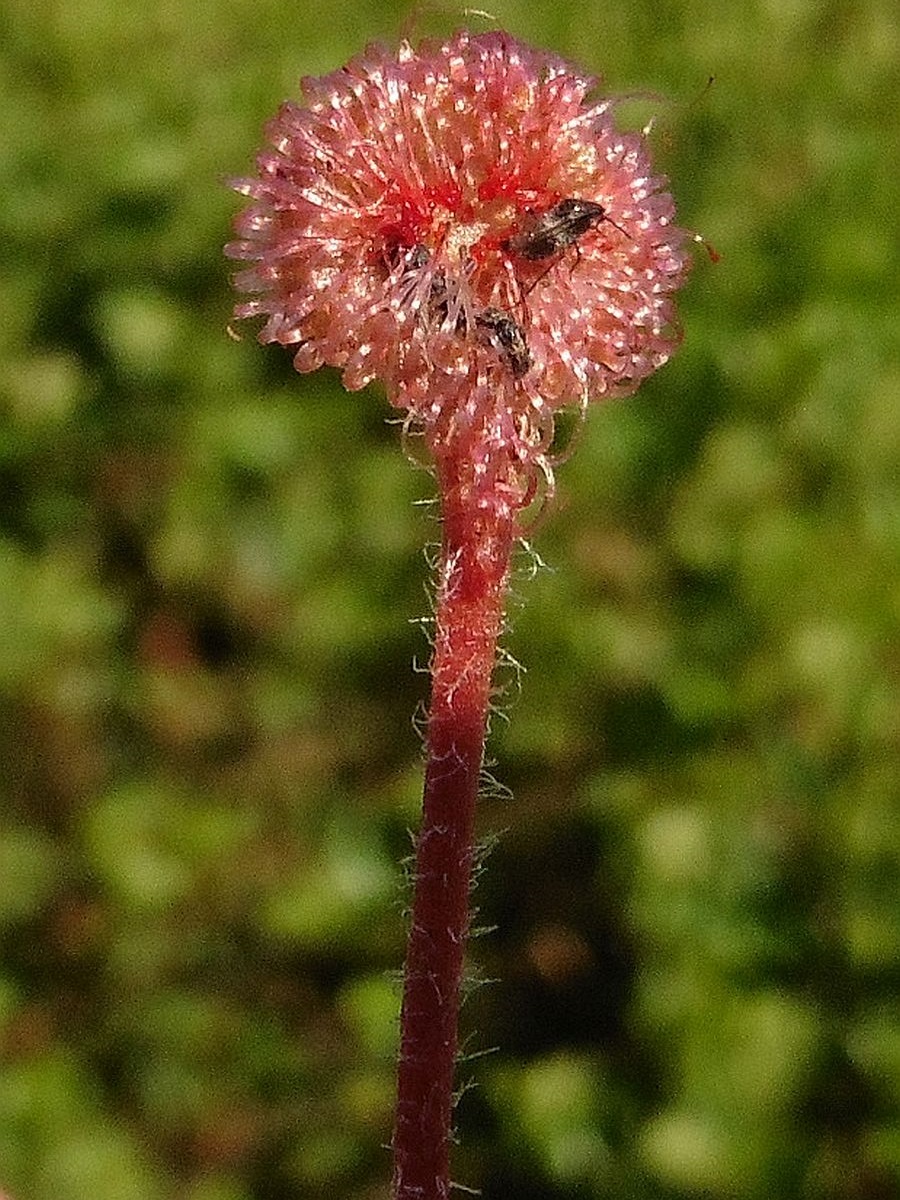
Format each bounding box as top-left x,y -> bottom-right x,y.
227,31 -> 691,509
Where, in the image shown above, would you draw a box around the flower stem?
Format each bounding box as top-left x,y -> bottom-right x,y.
392,445 -> 518,1200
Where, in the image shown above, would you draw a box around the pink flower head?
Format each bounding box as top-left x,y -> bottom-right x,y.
227,31 -> 691,509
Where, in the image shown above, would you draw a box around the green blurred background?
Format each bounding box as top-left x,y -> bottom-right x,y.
1,1 -> 898,1197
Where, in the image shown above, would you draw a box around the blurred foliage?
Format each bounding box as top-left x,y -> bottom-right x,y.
1,1 -> 898,1198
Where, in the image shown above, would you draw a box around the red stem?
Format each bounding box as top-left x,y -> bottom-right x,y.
392,446 -> 518,1200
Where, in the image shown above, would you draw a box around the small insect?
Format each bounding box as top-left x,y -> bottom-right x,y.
389,241 -> 471,336
404,243 -> 432,271
505,198 -> 627,261
385,240 -> 432,274
474,306 -> 531,378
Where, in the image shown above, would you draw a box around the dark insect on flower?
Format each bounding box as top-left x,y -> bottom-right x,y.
388,243 -> 462,330
384,241 -> 433,275
413,251 -> 469,334
474,306 -> 531,378
403,243 -> 433,272
505,198 -> 626,261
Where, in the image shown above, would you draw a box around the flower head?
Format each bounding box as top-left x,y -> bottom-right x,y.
227,31 -> 691,507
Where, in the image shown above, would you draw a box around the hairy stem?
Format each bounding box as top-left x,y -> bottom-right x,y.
392,446 -> 518,1200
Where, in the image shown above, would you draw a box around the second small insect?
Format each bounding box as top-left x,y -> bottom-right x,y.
505,198 -> 626,261
474,307 -> 532,379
